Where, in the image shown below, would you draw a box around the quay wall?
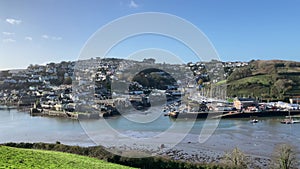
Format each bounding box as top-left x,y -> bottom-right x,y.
32,109 -> 101,119
170,110 -> 300,119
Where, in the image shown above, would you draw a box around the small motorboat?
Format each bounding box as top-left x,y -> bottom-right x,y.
250,116 -> 259,123
250,119 -> 259,123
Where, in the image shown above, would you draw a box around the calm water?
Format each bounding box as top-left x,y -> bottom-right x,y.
1,109 -> 299,157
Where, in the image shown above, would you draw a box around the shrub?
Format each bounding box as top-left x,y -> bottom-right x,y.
272,144 -> 298,169
222,147 -> 248,169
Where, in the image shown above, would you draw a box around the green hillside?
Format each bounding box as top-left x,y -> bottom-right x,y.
0,146 -> 135,169
226,60 -> 300,101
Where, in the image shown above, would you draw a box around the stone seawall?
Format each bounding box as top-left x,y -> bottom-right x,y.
32,109 -> 101,119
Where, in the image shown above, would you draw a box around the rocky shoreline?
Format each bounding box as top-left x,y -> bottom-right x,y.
160,146 -> 271,168
106,142 -> 272,168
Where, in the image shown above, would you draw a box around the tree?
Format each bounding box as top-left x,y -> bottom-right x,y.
63,77 -> 72,85
227,67 -> 252,82
272,144 -> 298,169
222,147 -> 248,168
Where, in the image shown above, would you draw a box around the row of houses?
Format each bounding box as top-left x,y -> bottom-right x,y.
0,61 -> 75,86
233,97 -> 300,111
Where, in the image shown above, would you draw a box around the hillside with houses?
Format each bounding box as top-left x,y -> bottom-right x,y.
1,58 -> 299,116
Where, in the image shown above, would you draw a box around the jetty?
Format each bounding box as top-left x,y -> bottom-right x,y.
0,105 -> 18,110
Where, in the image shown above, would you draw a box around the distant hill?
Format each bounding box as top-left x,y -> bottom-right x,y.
226,60 -> 300,101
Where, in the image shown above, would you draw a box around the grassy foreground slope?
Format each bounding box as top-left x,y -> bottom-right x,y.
0,146 -> 135,169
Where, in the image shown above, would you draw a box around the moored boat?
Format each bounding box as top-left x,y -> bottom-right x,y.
281,118 -> 300,124
167,111 -> 179,118
250,116 -> 259,123
250,119 -> 259,123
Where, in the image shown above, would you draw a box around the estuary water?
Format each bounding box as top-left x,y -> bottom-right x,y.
0,109 -> 300,158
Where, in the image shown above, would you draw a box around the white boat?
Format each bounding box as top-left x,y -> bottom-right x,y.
250,119 -> 259,123
281,119 -> 300,124
250,116 -> 259,123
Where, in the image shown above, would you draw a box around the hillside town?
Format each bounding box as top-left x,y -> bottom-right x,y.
1,58 -> 299,120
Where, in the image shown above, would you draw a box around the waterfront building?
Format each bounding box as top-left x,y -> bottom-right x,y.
233,97 -> 258,110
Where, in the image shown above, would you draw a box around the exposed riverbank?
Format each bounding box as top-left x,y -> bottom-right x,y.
103,136 -> 273,168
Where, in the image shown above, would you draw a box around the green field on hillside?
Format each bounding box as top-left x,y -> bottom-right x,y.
225,60 -> 300,100
0,146 -> 135,169
232,75 -> 272,86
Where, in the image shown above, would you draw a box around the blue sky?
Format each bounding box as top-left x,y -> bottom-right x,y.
1,0 -> 300,70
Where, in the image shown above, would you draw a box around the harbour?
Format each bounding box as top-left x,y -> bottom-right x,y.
1,56 -> 300,168
2,1 -> 300,167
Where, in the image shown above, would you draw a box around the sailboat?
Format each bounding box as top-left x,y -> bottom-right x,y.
281,110 -> 300,124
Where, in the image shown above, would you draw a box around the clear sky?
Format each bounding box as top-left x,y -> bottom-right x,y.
1,0 -> 300,70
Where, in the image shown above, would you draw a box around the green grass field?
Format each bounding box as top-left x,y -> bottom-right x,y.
0,146 -> 135,169
231,75 -> 272,86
